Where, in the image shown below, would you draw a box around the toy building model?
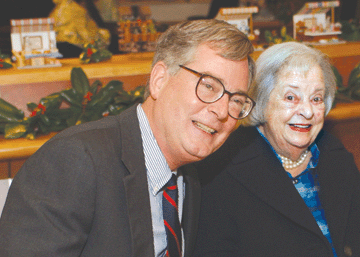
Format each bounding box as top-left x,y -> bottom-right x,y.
117,6 -> 161,53
215,6 -> 259,42
293,1 -> 341,42
11,18 -> 62,69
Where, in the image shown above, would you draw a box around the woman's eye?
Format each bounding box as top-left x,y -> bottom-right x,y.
286,95 -> 295,101
313,96 -> 324,103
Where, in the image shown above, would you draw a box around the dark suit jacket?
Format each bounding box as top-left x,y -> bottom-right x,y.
0,105 -> 201,257
194,126 -> 360,257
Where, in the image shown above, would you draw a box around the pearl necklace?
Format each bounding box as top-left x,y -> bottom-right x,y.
278,150 -> 309,170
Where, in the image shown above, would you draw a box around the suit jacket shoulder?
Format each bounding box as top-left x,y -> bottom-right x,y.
0,105 -> 155,257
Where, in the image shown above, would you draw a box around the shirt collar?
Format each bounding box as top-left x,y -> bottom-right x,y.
137,104 -> 173,196
308,143 -> 320,169
256,127 -> 320,170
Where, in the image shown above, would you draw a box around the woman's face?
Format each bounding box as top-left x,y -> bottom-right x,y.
261,65 -> 326,156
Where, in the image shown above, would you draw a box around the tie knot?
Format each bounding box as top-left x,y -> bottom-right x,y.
166,174 -> 177,188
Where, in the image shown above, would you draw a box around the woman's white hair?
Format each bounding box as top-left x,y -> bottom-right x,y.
246,42 -> 336,126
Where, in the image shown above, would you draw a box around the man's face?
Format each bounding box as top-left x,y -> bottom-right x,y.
148,44 -> 250,169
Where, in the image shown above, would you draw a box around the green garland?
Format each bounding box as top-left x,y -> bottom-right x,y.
0,49 -> 12,69
345,61 -> 360,101
339,20 -> 360,42
1,62 -> 360,140
0,67 -> 144,139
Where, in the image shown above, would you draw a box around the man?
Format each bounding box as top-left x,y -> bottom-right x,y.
0,19 -> 255,256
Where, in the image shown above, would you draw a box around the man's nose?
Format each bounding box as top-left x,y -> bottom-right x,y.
208,94 -> 229,120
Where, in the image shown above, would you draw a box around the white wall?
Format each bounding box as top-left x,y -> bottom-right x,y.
96,0 -> 211,23
148,2 -> 210,22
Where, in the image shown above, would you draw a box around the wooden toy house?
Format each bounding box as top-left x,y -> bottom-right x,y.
293,1 -> 341,42
11,18 -> 62,69
215,6 -> 259,40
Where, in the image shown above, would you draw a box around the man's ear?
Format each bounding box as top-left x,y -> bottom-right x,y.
149,61 -> 169,100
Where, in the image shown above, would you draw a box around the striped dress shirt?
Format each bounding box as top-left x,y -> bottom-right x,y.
137,104 -> 185,257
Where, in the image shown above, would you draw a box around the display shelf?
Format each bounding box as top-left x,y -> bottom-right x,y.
327,102 -> 360,121
0,132 -> 57,161
2,42 -> 360,86
0,52 -> 154,86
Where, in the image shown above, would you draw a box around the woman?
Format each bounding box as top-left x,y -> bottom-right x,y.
193,42 -> 360,257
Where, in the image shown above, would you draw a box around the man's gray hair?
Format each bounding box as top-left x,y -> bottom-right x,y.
144,19 -> 255,99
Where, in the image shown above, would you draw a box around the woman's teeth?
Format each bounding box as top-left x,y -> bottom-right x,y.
291,124 -> 311,128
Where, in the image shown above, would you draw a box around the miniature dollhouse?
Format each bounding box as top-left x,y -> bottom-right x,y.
293,1 -> 341,42
215,6 -> 259,41
10,18 -> 62,69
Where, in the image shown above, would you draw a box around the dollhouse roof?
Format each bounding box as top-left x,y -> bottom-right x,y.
295,6 -> 331,15
11,18 -> 55,33
215,6 -> 258,21
294,1 -> 340,16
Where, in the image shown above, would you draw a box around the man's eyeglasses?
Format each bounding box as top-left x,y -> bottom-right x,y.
179,65 -> 255,120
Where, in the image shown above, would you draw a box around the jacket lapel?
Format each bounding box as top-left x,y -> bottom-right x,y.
315,131 -> 354,251
118,105 -> 155,257
181,164 -> 201,257
227,127 -> 324,238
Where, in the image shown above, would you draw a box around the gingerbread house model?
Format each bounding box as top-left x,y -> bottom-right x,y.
215,6 -> 259,38
11,18 -> 62,69
293,1 -> 341,42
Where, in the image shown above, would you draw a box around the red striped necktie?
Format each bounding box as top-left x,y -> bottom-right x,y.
162,174 -> 182,257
